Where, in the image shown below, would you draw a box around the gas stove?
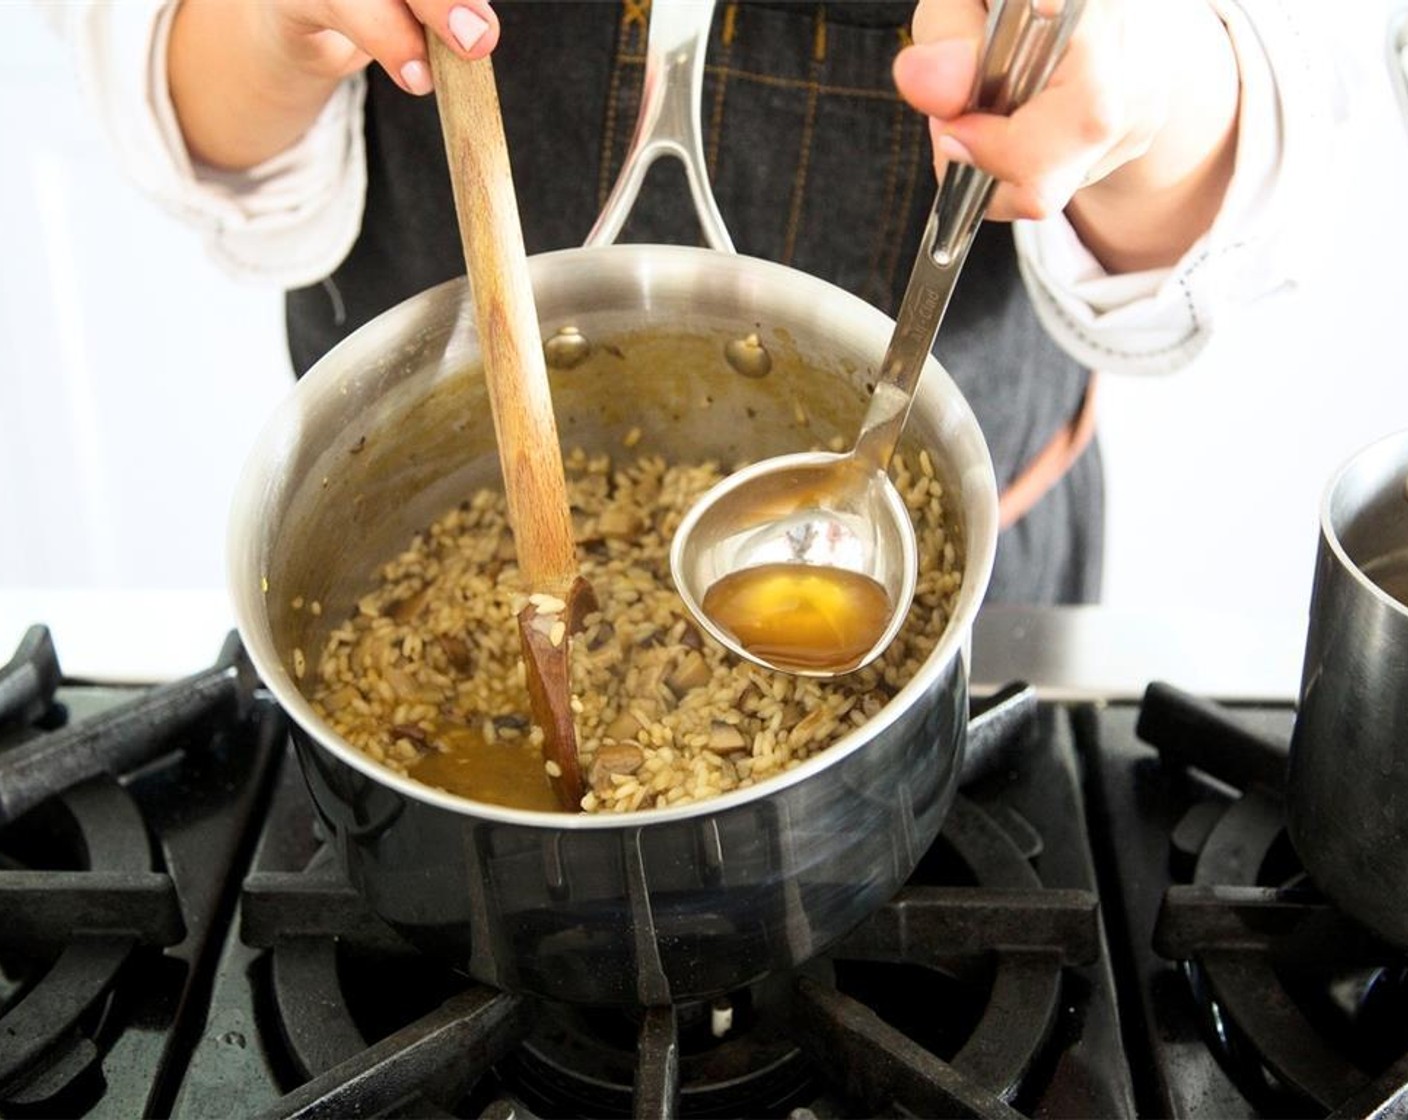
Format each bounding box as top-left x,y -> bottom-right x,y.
1086,684 -> 1408,1119
0,627 -> 286,1118
1,610 -> 1404,1118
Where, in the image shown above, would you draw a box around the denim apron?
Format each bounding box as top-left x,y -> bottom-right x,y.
286,0 -> 1102,604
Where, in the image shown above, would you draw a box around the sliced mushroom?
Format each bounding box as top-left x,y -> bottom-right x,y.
605,712 -> 642,741
593,741 -> 646,775
586,620 -> 616,652
439,635 -> 474,673
387,588 -> 428,623
637,662 -> 668,702
707,721 -> 749,753
595,507 -> 639,539
590,741 -> 646,789
665,651 -> 713,696
677,618 -> 705,651
391,723 -> 430,746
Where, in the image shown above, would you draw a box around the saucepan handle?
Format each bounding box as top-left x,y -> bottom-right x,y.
585,0 -> 735,253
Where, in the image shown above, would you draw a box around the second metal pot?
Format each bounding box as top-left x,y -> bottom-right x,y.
1286,428 -> 1408,948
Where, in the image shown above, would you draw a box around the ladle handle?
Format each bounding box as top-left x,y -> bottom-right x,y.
853,0 -> 1084,474
584,0 -> 734,253
428,38 -> 578,588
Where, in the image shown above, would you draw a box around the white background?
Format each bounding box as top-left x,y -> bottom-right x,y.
2,3 -> 1407,679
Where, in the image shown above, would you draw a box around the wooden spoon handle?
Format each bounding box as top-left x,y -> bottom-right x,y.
430,37 -> 586,811
427,37 -> 577,589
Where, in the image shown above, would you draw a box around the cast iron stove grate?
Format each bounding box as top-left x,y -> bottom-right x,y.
1083,683 -> 1408,1120
174,686 -> 1134,1120
0,625 -> 284,1118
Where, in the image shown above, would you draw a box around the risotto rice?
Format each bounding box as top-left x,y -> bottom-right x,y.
309,448 -> 962,814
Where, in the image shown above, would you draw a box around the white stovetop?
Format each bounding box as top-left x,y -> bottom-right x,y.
0,588 -> 1308,703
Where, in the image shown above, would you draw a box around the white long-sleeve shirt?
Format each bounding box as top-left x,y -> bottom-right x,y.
46,0 -> 1342,375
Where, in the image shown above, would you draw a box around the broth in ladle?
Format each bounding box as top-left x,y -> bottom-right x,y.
701,562 -> 892,674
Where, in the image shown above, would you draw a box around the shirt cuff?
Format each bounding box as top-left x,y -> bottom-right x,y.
1012,0 -> 1323,375
57,0 -> 367,289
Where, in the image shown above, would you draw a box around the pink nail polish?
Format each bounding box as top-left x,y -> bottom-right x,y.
449,6 -> 490,52
400,59 -> 433,96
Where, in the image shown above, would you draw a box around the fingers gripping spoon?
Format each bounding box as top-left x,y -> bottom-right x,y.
428,36 -> 593,811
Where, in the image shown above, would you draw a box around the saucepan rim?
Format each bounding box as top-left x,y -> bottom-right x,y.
1317,425 -> 1408,619
229,244 -> 1000,830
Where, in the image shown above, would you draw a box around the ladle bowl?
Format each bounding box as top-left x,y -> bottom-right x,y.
669,452 -> 917,677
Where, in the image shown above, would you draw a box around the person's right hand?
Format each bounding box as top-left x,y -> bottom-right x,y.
170,0 -> 502,170
892,0 -> 1240,274
247,0 -> 501,97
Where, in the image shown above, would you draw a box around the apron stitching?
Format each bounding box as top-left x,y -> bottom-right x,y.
883,109 -> 929,307
596,2 -> 639,210
706,6 -> 738,175
703,70 -> 896,99
864,96 -> 909,307
611,38 -> 887,98
624,0 -> 649,40
782,9 -> 828,264
721,0 -> 738,47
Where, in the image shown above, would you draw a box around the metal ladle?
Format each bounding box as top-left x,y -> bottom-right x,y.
671,0 -> 1085,677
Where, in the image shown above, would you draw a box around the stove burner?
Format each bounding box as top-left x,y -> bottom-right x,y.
817,797 -> 1100,1114
505,968 -> 823,1118
1140,682 -> 1408,1117
238,791 -> 1098,1119
0,629 -> 259,828
0,625 -> 284,1118
0,626 -> 62,731
0,777 -> 183,1112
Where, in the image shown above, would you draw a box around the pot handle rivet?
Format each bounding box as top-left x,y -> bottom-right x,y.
545,325 -> 592,370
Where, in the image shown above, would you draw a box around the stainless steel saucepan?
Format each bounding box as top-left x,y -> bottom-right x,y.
227,0 -> 1000,1005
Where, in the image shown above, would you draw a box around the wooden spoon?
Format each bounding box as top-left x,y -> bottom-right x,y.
428,36 -> 592,811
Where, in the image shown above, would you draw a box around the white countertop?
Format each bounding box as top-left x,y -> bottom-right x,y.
969,603 -> 1305,704
0,589 -> 246,685
0,588 -> 1308,703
